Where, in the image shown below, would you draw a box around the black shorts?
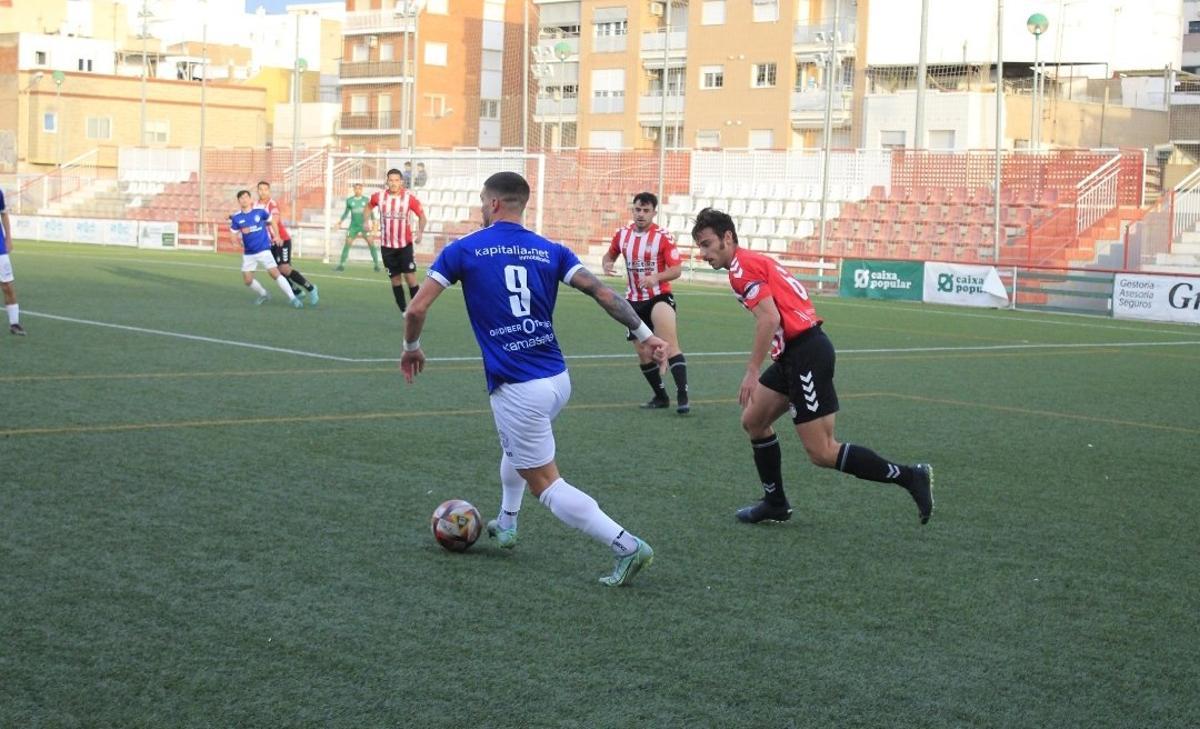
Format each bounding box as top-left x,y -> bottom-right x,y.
758,326 -> 840,424
624,293 -> 676,341
382,245 -> 416,276
270,239 -> 292,265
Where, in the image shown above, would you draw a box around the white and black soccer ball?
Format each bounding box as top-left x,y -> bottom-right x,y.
430,499 -> 482,552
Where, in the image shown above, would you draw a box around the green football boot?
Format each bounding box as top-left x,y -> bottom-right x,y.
599,538 -> 653,587
486,519 -> 518,549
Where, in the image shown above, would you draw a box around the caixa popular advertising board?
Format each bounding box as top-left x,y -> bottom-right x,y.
1112,273 -> 1200,325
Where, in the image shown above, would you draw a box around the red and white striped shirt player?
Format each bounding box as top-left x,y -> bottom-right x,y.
606,222 -> 682,302
367,186 -> 425,249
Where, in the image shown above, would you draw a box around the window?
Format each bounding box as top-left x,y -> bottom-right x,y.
35,50 -> 47,65
350,94 -> 368,114
749,129 -> 774,150
592,16 -> 627,52
540,24 -> 581,38
146,120 -> 170,144
480,99 -> 499,119
700,65 -> 724,90
86,117 -> 112,140
424,42 -> 448,66
880,130 -> 906,149
351,42 -> 368,62
483,0 -> 504,21
43,112 -> 57,133
929,129 -> 956,150
591,68 -> 625,113
752,62 -> 777,88
1190,20 -> 1200,34
752,0 -> 779,23
696,129 -> 721,149
379,42 -> 394,61
701,0 -> 725,25
588,130 -> 623,150
645,125 -> 683,148
426,0 -> 448,14
77,58 -> 93,72
593,20 -> 627,36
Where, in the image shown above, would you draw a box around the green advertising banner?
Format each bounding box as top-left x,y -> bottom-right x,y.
840,259 -> 925,301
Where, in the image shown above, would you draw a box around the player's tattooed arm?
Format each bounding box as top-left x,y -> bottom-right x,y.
569,267 -> 643,331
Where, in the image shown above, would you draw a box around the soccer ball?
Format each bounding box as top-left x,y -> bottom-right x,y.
430,499 -> 483,552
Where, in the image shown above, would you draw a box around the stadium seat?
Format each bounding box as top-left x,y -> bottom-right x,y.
746,199 -> 765,217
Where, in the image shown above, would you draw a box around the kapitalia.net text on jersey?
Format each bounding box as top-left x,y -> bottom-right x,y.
474,245 -> 551,263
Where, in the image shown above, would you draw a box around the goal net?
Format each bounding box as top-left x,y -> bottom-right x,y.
317,150 -> 546,265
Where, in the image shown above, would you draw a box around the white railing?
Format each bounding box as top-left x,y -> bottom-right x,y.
640,30 -> 687,53
343,10 -> 414,34
1170,164 -> 1200,248
283,150 -> 327,198
690,149 -> 892,194
1075,153 -> 1121,234
19,148 -> 100,213
637,94 -> 684,114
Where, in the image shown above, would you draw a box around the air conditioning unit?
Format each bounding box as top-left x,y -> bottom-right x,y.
813,31 -> 826,44
650,2 -> 665,17
643,127 -> 659,140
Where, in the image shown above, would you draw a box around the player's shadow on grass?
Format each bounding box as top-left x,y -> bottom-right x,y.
103,266 -> 215,292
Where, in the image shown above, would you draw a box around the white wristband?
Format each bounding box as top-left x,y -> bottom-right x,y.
631,323 -> 653,343
403,339 -> 421,352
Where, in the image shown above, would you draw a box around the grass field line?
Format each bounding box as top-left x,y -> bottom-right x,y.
820,297 -> 1200,338
4,388 -> 1195,438
21,309 -> 1200,365
0,396 -> 750,437
880,392 -> 1200,436
21,245 -> 1199,338
0,349 -> 1120,384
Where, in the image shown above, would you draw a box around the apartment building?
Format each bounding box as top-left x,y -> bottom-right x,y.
532,0 -> 859,151
337,0 -> 530,151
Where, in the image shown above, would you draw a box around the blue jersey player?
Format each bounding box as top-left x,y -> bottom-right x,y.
229,190 -> 302,308
401,171 -> 667,587
0,188 -> 24,335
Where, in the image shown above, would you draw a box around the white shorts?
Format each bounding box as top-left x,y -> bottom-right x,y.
0,254 -> 12,284
241,250 -> 278,272
489,371 -> 572,470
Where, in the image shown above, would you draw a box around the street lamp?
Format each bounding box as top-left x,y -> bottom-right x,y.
1026,12 -> 1049,150
553,41 -> 572,151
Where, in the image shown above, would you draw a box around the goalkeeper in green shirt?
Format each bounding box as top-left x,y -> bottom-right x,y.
336,183 -> 380,271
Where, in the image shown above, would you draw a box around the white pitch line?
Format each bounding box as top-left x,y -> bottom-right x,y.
25,311 -> 1200,364
25,312 -> 362,362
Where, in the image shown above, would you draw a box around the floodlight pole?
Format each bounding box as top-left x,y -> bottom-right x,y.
199,9 -> 208,241
657,0 -> 672,204
522,0 -> 529,152
914,0 -> 930,149
817,0 -> 839,261
139,0 -> 149,146
994,0 -> 1005,260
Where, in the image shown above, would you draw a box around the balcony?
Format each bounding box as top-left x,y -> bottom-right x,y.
637,93 -> 684,115
535,97 -> 578,117
790,88 -> 853,128
590,95 -> 625,114
793,18 -> 856,54
592,35 -> 627,53
344,10 -> 416,35
640,30 -> 687,54
338,61 -> 409,84
338,111 -> 403,134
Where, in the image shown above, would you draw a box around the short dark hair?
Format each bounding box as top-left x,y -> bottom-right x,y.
236,190 -> 251,200
257,181 -> 270,189
483,171 -> 531,209
692,207 -> 738,246
632,191 -> 658,209
386,168 -> 403,178
404,161 -> 412,166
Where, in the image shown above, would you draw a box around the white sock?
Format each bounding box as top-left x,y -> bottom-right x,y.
5,304 -> 17,326
248,280 -> 267,296
274,275 -> 296,300
498,454 -> 525,530
538,478 -> 629,552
